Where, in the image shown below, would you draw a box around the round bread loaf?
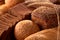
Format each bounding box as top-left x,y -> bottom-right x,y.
14,20 -> 40,40
31,6 -> 58,29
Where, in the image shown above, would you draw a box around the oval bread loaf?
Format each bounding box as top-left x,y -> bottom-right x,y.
24,27 -> 59,40
14,20 -> 40,40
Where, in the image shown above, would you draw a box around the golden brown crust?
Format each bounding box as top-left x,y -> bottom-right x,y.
0,0 -> 59,40
24,27 -> 58,40
14,20 -> 40,40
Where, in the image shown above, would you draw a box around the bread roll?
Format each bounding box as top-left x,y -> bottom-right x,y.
14,20 -> 40,40
32,6 -> 58,29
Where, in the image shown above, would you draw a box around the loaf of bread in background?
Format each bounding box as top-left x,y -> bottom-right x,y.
0,0 -> 24,14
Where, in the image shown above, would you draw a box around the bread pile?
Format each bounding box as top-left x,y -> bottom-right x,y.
0,0 -> 60,40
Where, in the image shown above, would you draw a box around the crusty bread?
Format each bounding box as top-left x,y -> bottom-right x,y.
14,20 -> 40,40
32,6 -> 58,29
24,27 -> 58,40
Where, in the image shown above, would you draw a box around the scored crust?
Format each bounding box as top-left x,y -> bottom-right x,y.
31,6 -> 58,29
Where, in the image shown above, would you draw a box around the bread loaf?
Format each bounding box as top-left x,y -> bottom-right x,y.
24,27 -> 58,40
32,6 -> 58,29
14,20 -> 40,40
